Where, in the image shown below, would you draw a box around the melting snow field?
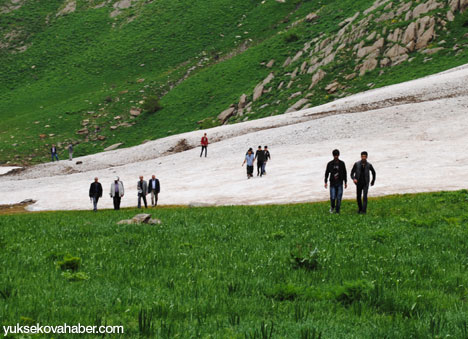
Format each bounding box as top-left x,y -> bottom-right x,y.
1,65 -> 468,211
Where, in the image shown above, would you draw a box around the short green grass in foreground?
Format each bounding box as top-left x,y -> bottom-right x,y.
1,191 -> 468,338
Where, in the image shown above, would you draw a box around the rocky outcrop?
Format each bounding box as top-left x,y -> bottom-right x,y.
217,105 -> 236,123
285,98 -> 308,113
309,69 -> 326,89
118,214 -> 161,225
253,73 -> 274,101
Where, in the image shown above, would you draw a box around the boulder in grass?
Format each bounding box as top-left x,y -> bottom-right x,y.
147,218 -> 162,225
132,214 -> 151,223
117,219 -> 133,225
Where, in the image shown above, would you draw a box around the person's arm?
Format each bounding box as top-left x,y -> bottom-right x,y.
242,157 -> 246,166
370,164 -> 376,186
121,182 -> 125,196
351,163 -> 357,184
343,162 -> 348,188
109,184 -> 113,197
324,163 -> 330,188
99,183 -> 103,197
89,184 -> 93,197
157,180 -> 160,193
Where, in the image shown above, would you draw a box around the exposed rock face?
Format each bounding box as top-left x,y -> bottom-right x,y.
282,56 -> 292,67
130,108 -> 141,117
359,57 -> 378,75
238,94 -> 247,108
309,69 -> 326,89
118,214 -> 162,225
285,98 -> 308,113
402,22 -> 417,45
266,59 -> 275,68
306,12 -> 318,22
217,106 -> 236,123
104,143 -> 123,151
325,81 -> 340,93
253,73 -> 274,101
415,24 -> 435,50
56,0 -> 76,16
357,38 -> 384,58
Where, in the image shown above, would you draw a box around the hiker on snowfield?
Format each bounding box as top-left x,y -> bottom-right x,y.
148,174 -> 161,207
242,148 -> 255,179
110,177 -> 124,210
263,146 -> 271,175
254,146 -> 266,177
68,144 -> 73,161
50,144 -> 59,162
137,176 -> 148,209
200,133 -> 208,157
324,149 -> 347,214
350,151 -> 376,214
89,177 -> 103,212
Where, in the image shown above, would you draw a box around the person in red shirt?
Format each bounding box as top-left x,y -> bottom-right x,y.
200,133 -> 208,157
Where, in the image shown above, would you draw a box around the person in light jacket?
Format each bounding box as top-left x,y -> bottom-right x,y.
110,177 -> 124,210
350,151 -> 376,214
137,176 -> 148,208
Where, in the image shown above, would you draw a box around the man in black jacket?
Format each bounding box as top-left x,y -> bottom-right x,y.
255,146 -> 266,177
324,149 -> 347,214
350,151 -> 376,214
89,177 -> 103,212
148,174 -> 161,207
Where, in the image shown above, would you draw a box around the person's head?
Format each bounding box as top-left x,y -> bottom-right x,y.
361,151 -> 368,162
332,149 -> 340,160
52,144 -> 55,147
258,145 -> 262,150
204,133 -> 207,136
152,174 -> 156,179
115,176 -> 119,183
264,146 -> 268,150
94,177 -> 98,182
139,176 -> 143,181
248,149 -> 252,155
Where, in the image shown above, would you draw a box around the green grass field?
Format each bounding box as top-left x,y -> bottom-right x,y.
1,191 -> 468,338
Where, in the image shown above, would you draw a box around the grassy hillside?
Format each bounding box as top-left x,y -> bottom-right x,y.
1,191 -> 468,337
1,0 -> 467,165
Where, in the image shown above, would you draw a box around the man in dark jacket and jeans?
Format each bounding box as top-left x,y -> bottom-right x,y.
89,177 -> 103,212
255,146 -> 266,177
324,149 -> 347,214
350,151 -> 376,214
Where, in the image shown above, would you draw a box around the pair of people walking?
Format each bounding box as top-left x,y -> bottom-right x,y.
136,175 -> 161,208
242,146 -> 271,179
88,176 -> 123,211
50,144 -> 74,162
324,150 -> 376,214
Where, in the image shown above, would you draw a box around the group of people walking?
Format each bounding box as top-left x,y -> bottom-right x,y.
324,150 -> 376,214
88,175 -> 161,211
242,146 -> 271,178
50,144 -> 74,162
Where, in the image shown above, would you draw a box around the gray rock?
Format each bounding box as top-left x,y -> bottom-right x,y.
130,108 -> 141,117
104,143 -> 123,151
132,214 -> 152,223
147,218 -> 162,225
285,98 -> 308,113
309,69 -> 326,89
266,59 -> 275,68
217,106 -> 236,123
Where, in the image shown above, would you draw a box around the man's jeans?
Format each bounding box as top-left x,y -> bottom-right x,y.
138,193 -> 148,208
356,182 -> 369,213
330,184 -> 343,213
51,153 -> 59,162
92,196 -> 99,211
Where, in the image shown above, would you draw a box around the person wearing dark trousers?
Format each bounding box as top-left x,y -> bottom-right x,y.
350,151 -> 376,214
137,176 -> 148,208
110,177 -> 124,210
51,144 -> 59,162
200,133 -> 208,157
324,149 -> 347,214
254,146 -> 266,177
68,144 -> 73,161
148,174 -> 160,207
262,146 -> 271,175
242,148 -> 255,179
89,177 -> 103,212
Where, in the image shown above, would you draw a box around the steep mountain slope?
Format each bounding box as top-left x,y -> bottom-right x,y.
0,0 -> 467,165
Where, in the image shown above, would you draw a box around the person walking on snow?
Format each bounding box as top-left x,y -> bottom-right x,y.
200,133 -> 208,157
242,148 -> 255,179
262,146 -> 271,175
148,174 -> 160,207
68,144 -> 73,161
350,151 -> 376,214
50,144 -> 59,162
254,146 -> 266,177
89,177 -> 103,212
324,149 -> 347,214
110,177 -> 124,210
137,176 -> 148,208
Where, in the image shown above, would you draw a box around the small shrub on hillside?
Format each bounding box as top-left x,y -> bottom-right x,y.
290,247 -> 320,270
334,280 -> 374,306
57,255 -> 81,272
142,96 -> 162,114
284,32 -> 300,43
265,283 -> 303,301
